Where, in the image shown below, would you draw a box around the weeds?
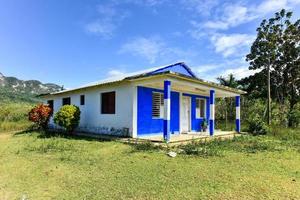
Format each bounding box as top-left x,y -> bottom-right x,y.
130,141 -> 162,152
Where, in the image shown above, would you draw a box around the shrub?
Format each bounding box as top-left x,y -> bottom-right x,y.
288,107 -> 300,128
53,105 -> 80,133
247,114 -> 269,136
28,104 -> 52,130
180,140 -> 223,157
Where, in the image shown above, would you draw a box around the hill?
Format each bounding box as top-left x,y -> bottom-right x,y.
0,72 -> 61,103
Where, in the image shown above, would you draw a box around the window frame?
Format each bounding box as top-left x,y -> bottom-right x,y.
101,91 -> 116,114
62,97 -> 71,106
80,95 -> 85,105
196,98 -> 206,119
152,91 -> 164,119
47,100 -> 54,115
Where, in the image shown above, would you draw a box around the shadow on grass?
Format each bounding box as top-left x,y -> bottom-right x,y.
13,128 -> 120,143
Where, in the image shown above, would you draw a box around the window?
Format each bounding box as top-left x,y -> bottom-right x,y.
101,91 -> 115,114
152,92 -> 164,118
196,98 -> 206,118
80,95 -> 85,105
47,100 -> 54,115
62,97 -> 71,105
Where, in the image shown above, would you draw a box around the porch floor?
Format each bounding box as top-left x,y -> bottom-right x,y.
139,131 -> 237,143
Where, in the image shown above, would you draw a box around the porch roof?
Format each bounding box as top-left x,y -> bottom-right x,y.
42,62 -> 246,98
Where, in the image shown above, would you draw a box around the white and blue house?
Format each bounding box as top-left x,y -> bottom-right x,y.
43,62 -> 245,142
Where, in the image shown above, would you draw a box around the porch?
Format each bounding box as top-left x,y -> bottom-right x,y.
140,130 -> 237,143
131,71 -> 245,142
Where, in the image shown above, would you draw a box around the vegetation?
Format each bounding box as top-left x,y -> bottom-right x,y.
0,102 -> 33,132
28,104 -> 52,130
0,130 -> 299,199
245,9 -> 300,127
53,105 -> 81,133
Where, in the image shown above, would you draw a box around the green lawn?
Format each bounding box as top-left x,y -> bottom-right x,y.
0,131 -> 299,199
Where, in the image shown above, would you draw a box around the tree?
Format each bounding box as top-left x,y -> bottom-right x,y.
28,104 -> 52,130
217,74 -> 238,129
53,105 -> 80,133
246,9 -> 300,126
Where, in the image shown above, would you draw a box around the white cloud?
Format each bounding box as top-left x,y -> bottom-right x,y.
107,70 -> 126,77
196,0 -> 300,31
210,33 -> 255,57
257,0 -> 288,14
192,64 -> 220,74
119,36 -> 197,64
222,66 -> 261,79
119,36 -> 165,64
180,0 -> 219,16
85,19 -> 116,38
85,4 -> 129,39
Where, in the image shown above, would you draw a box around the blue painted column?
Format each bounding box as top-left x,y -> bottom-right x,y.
209,90 -> 215,136
163,80 -> 171,142
235,96 -> 241,133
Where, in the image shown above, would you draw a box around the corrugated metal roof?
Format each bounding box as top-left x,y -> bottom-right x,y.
47,62 -> 246,96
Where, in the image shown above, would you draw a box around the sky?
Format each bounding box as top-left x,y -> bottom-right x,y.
0,0 -> 299,88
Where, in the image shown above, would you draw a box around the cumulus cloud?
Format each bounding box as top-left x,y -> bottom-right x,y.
119,36 -> 165,64
119,36 -> 197,64
210,33 -> 255,57
190,0 -> 300,31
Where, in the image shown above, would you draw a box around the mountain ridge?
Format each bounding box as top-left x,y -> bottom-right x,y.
0,72 -> 62,103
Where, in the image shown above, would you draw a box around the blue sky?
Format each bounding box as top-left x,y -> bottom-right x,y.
0,0 -> 299,88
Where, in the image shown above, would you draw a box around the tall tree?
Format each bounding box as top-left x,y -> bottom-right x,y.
246,9 -> 300,126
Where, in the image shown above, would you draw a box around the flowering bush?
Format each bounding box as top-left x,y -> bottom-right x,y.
53,105 -> 80,133
28,104 -> 52,130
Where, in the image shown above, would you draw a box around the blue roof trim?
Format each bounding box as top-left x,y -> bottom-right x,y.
146,62 -> 197,78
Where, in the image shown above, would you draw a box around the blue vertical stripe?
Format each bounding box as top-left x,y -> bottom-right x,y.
209,89 -> 215,136
163,80 -> 171,142
235,96 -> 241,133
235,96 -> 240,107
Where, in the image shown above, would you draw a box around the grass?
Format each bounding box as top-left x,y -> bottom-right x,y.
0,102 -> 34,132
0,130 -> 299,199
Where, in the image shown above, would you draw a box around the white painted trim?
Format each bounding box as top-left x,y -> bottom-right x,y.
181,96 -> 191,132
236,106 -> 240,120
179,92 -> 182,133
195,98 -> 206,119
132,86 -> 137,138
164,98 -> 171,120
210,104 -> 215,120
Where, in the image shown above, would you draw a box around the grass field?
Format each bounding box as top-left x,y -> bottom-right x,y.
0,130 -> 299,200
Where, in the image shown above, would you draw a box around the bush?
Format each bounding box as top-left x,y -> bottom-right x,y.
28,104 -> 52,130
247,114 -> 269,135
288,107 -> 300,128
180,140 -> 223,157
54,105 -> 80,133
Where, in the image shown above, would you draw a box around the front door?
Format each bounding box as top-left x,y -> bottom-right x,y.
181,96 -> 191,132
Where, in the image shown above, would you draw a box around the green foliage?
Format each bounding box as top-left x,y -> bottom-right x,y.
0,102 -> 33,131
244,9 -> 300,126
131,141 -> 161,152
287,103 -> 300,128
247,115 -> 269,135
180,140 -> 223,157
54,105 -> 81,133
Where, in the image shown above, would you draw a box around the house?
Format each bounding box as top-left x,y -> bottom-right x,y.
43,62 -> 246,142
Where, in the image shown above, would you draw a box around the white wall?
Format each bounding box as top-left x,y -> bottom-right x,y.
46,83 -> 136,137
